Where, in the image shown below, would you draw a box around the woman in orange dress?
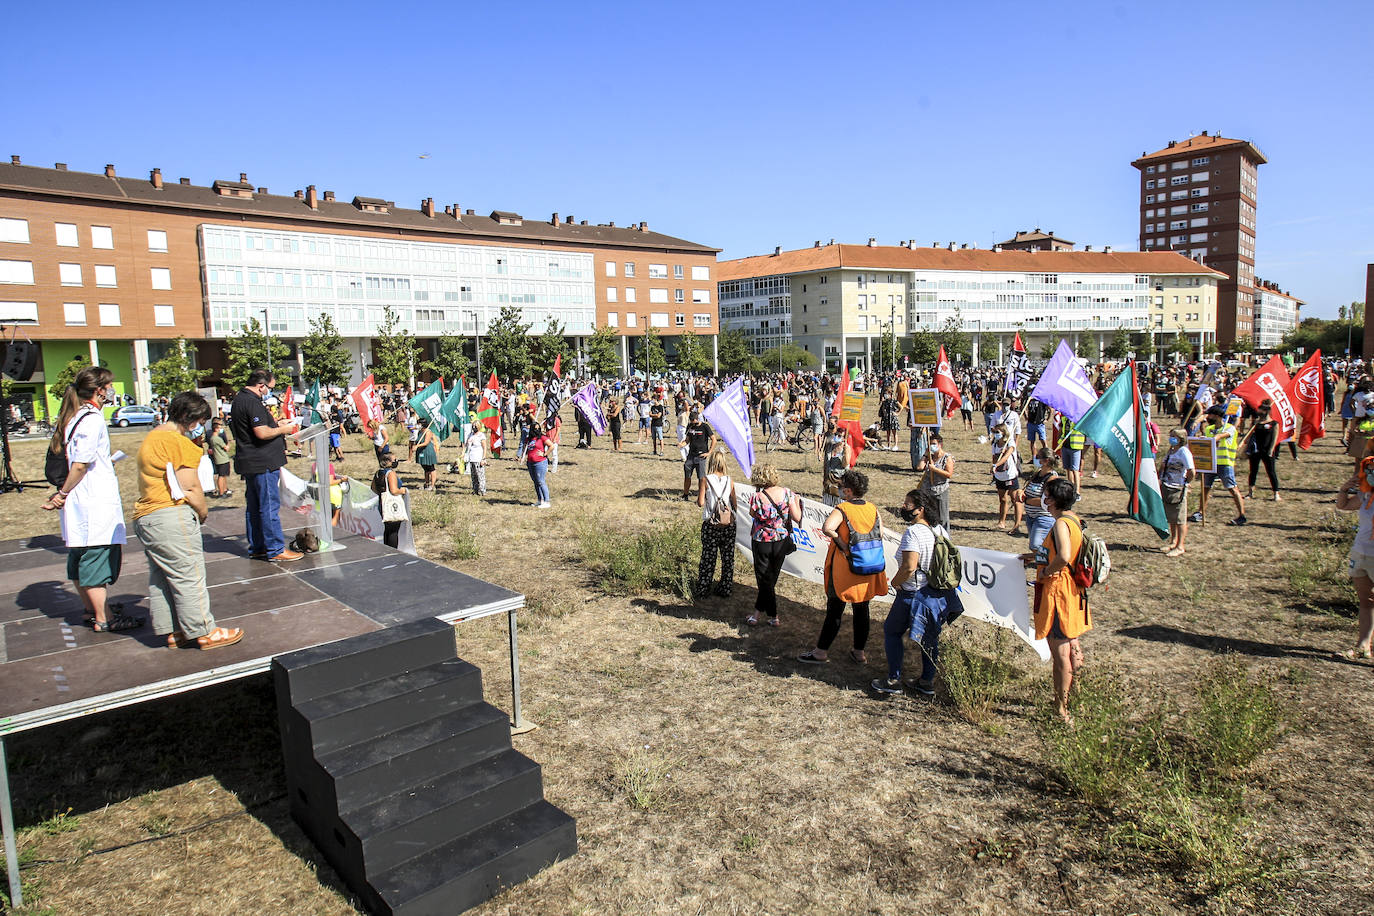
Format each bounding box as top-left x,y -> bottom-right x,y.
1033,477 -> 1091,721
798,469 -> 889,665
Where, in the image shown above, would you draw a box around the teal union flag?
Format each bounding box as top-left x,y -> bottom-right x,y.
1073,361 -> 1170,539
409,378 -> 449,441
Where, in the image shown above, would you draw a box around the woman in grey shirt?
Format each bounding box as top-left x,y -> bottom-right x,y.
915,432 -> 954,531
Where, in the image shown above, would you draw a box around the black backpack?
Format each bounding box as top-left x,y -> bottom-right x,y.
44,412 -> 94,489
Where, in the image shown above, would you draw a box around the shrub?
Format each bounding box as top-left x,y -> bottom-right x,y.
577,516 -> 697,599
1287,511 -> 1357,612
616,747 -> 676,811
449,524 -> 480,560
940,627 -> 1018,729
1183,655 -> 1283,776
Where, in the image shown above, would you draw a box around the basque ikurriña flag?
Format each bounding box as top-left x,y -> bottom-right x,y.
704,376 -> 755,475
1073,361 -> 1170,539
1005,331 -> 1031,399
479,372 -> 503,454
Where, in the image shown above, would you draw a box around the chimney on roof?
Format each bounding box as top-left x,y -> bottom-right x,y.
1084,245 -> 1093,251
443,205 -> 452,216
868,237 -> 877,247
580,220 -> 587,225
608,221 -> 615,227
640,221 -> 648,232
1201,130 -> 1208,136
566,215 -> 574,224
814,240 -> 821,248
829,238 -> 835,246
466,209 -> 475,216
9,156 -> 19,165
960,243 -> 969,250
179,177 -> 190,185
55,163 -> 67,171
294,189 -> 304,199
993,245 -> 1002,253
104,163 -> 116,178
1104,246 -> 1113,253
551,212 -> 559,225
1167,141 -> 1176,148
306,185 -> 318,209
239,172 -> 248,182
422,198 -> 435,218
257,187 -> 268,194
908,240 -> 915,248
324,191 -> 336,202
947,242 -> 955,250
150,168 -> 163,190
773,246 -> 781,256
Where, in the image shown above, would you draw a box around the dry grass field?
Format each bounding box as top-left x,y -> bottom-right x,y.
2,398 -> 1372,916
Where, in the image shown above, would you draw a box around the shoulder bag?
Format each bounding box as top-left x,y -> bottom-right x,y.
761,488 -> 796,555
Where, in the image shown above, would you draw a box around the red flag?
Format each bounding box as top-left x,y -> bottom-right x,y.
481,371 -> 504,455
1287,351 -> 1326,449
281,385 -> 296,421
934,346 -> 962,416
831,362 -> 850,417
350,374 -> 379,427
552,354 -> 562,378
1050,413 -> 1063,451
1231,355 -> 1297,440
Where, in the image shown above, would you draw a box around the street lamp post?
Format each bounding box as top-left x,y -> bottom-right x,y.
260,308 -> 271,373
465,310 -> 482,379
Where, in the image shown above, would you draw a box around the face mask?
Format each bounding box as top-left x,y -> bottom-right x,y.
1169,436 -> 1181,446
930,444 -> 941,454
899,507 -> 917,522
185,423 -> 205,440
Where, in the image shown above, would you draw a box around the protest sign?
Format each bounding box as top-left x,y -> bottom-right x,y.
732,484 -> 1046,659
839,393 -> 864,423
1187,437 -> 1217,474
909,389 -> 942,427
279,468 -> 416,556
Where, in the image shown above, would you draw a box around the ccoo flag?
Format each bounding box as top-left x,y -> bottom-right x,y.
704,376 -> 755,476
933,345 -> 961,416
1287,350 -> 1326,449
1074,361 -> 1170,539
1005,331 -> 1031,399
1231,356 -> 1297,441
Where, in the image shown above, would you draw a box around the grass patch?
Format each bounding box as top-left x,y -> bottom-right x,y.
615,747 -> 677,811
448,523 -> 480,560
409,494 -> 456,529
1040,658 -> 1287,901
576,515 -> 697,599
939,627 -> 1020,730
1287,510 -> 1358,613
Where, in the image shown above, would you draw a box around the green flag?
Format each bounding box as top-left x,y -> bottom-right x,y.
1074,362 -> 1170,538
409,378 -> 449,441
305,380 -> 322,425
438,380 -> 468,446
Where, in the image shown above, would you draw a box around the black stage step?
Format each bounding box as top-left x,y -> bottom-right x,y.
273,618 -> 576,916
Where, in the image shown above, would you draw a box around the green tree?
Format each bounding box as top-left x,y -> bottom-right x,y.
47,353 -> 92,403
717,325 -> 762,374
148,338 -> 209,398
760,342 -> 818,372
483,304 -> 533,382
224,318 -> 291,390
1073,337 -> 1093,360
1170,331 -> 1193,360
674,329 -> 712,373
533,319 -> 567,377
300,314 -> 353,388
909,330 -> 938,365
639,327 -> 667,376
876,325 -> 906,372
585,325 -> 622,377
1039,337 -> 1059,359
1103,325 -> 1132,360
1281,315 -> 1362,356
936,308 -> 971,363
371,305 -> 421,386
1231,334 -> 1255,354
1134,330 -> 1157,362
420,333 -> 472,386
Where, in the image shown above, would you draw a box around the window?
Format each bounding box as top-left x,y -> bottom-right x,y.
63,302 -> 86,325
1171,220 -> 1187,230
693,313 -> 711,328
1172,296 -> 1179,304
648,263 -> 668,279
605,261 -> 616,277
857,294 -> 867,309
674,313 -> 685,327
59,263 -> 82,286
625,288 -> 636,302
649,288 -> 669,303
819,317 -> 828,326
1146,165 -> 1156,174
98,303 -> 121,326
606,287 -> 618,302
1191,203 -> 1208,212
1190,188 -> 1207,198
607,312 -> 619,327
94,264 -> 117,287
857,316 -> 868,331
819,275 -> 827,284
1145,194 -> 1156,203
150,267 -> 171,290
692,289 -> 710,304
0,301 -> 38,323
1170,190 -> 1187,200
674,289 -> 684,303
1145,180 -> 1156,189
691,265 -> 709,281
153,304 -> 174,326
1192,157 -> 1209,166
624,262 -> 636,277
1170,176 -> 1188,186
91,226 -> 113,249
673,265 -> 684,279
650,312 -> 669,328
1171,161 -> 1187,170
55,223 -> 78,247
147,229 -> 168,252
0,219 -> 28,243
0,260 -> 34,284
626,312 -> 637,327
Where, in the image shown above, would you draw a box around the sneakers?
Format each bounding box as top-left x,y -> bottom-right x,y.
1090,471 -> 1099,479
268,548 -> 304,562
911,679 -> 936,697
1188,511 -> 1204,523
1227,515 -> 1247,526
871,677 -> 902,695
537,502 -> 552,509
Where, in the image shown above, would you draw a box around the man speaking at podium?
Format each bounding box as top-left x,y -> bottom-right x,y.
231,368 -> 302,562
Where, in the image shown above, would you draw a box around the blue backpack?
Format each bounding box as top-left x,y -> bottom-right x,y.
837,505 -> 886,575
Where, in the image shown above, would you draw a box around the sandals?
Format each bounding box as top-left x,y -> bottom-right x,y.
196,627 -> 245,651
167,631 -> 192,649
92,612 -> 144,633
745,615 -> 759,627
1337,646 -> 1372,661
766,617 -> 780,627
849,650 -> 867,664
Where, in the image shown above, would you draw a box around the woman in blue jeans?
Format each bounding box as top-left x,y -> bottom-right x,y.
524,422 -> 553,508
872,489 -> 963,697
1022,449 -> 1061,566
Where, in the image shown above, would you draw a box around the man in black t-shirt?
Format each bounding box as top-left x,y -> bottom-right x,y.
679,411 -> 716,499
649,397 -> 666,456
230,368 -> 301,562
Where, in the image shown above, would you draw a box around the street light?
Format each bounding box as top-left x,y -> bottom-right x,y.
260,308 -> 271,372
464,310 -> 482,379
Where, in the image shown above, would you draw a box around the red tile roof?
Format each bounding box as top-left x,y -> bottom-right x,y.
1131,134 -> 1266,166
716,244 -> 1227,282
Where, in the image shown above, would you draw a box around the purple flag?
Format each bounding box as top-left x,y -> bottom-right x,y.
573,382 -> 606,436
1027,339 -> 1098,422
703,376 -> 755,475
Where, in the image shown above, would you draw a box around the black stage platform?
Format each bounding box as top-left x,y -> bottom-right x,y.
0,505 -> 526,908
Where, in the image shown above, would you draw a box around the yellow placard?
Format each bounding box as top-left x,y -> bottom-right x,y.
1187,437 -> 1217,474
839,393 -> 864,422
909,389 -> 942,427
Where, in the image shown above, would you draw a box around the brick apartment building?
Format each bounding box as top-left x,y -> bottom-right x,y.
1132,132 -> 1265,347
0,157 -> 718,417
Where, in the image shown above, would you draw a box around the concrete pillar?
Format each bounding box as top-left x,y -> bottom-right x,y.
620,333 -> 629,377
971,335 -> 979,366
839,334 -> 847,375
1098,333 -> 1105,361
997,336 -> 1004,364
88,339 -> 99,369
712,334 -> 719,376
132,339 -> 152,405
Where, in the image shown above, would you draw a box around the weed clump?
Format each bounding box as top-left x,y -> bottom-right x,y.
577,516 -> 697,599
939,627 -> 1019,729
1287,511 -> 1357,613
448,524 -> 480,560
616,747 -> 677,811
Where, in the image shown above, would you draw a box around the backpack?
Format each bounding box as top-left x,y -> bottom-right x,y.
837,505 -> 885,575
1069,519 -> 1111,589
707,477 -> 734,528
927,532 -> 963,593
45,411 -> 95,489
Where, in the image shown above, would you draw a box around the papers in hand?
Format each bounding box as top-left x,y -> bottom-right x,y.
165,462 -> 185,500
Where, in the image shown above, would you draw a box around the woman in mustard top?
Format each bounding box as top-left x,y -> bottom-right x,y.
132,392 -> 244,651
799,469 -> 889,665
1031,477 -> 1091,721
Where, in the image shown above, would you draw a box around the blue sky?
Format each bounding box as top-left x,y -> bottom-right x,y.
4,0 -> 1370,317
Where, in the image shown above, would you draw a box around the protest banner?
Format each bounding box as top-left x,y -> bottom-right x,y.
839,393 -> 864,423
732,484 -> 1046,659
279,468 -> 416,556
908,389 -> 942,427
1187,437 -> 1217,474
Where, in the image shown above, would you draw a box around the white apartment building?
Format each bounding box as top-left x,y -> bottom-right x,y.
1252,280 -> 1302,351
717,242 -> 1226,371
718,273 -> 791,355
